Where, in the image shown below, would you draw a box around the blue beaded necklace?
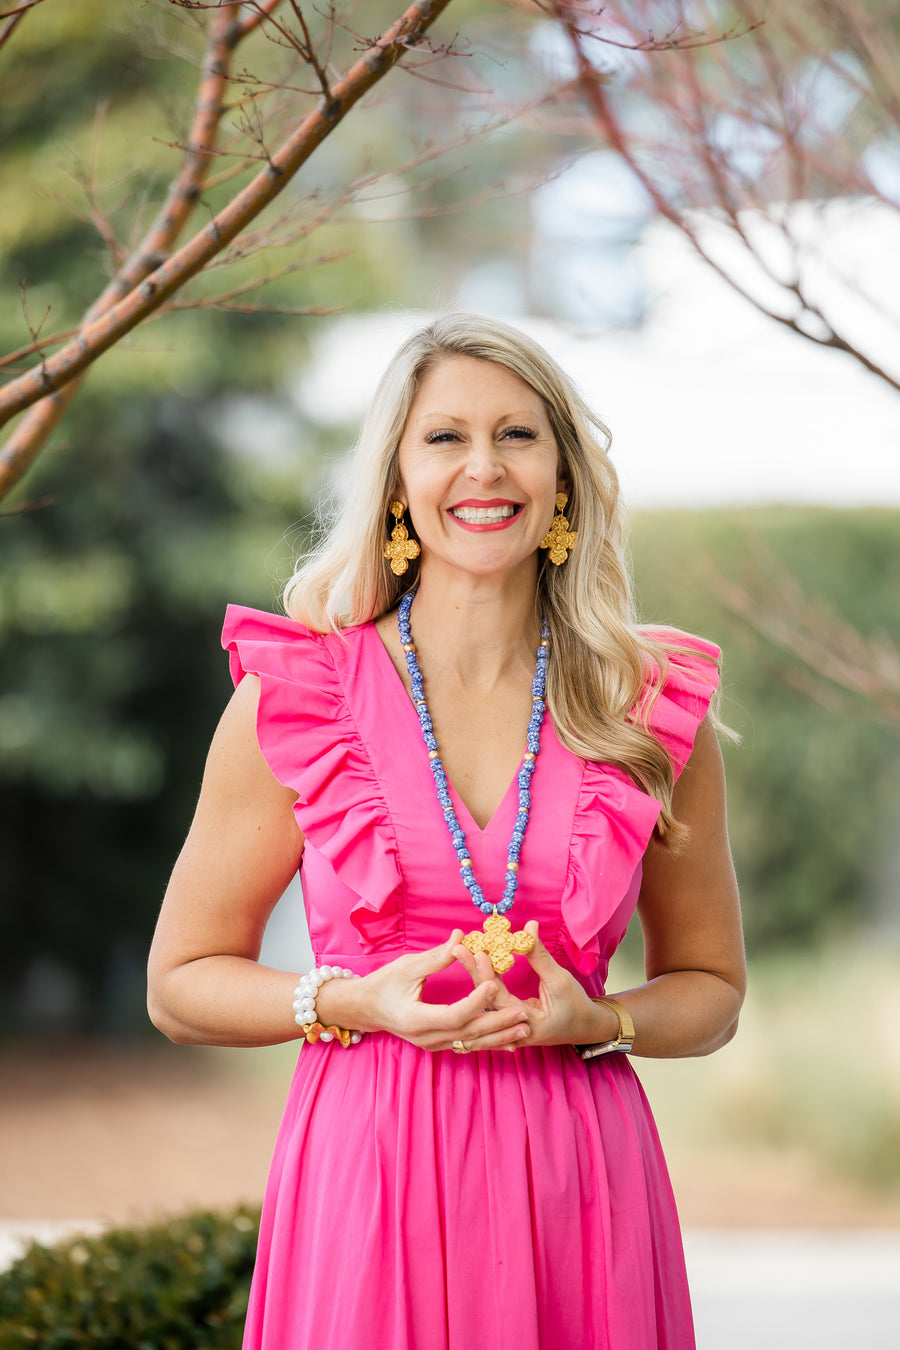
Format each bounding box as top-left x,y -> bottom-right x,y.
398,589 -> 550,973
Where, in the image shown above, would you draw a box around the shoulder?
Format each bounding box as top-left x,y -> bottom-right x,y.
204,674 -> 299,810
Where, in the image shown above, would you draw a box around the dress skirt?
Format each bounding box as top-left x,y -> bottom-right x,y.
242,1035 -> 695,1350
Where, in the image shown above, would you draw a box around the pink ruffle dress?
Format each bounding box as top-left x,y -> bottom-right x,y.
222,606 -> 720,1350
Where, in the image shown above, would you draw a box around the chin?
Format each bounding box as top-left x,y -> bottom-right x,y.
434,547 -> 539,583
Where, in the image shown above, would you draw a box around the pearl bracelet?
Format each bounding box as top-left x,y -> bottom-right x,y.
293,965 -> 364,1048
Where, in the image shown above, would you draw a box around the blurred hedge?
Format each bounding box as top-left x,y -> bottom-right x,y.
0,390 -> 305,1037
630,507 -> 900,952
0,1208 -> 260,1349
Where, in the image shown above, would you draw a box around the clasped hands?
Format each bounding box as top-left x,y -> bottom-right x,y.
342,921 -> 613,1054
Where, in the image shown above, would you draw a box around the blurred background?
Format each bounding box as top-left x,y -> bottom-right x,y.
1,0 -> 899,1341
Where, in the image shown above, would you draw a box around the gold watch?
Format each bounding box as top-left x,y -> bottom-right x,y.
576,996 -> 635,1062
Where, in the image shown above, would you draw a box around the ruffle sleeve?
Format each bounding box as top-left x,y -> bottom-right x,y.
638,626 -> 721,780
221,605 -> 403,948
558,629 -> 721,974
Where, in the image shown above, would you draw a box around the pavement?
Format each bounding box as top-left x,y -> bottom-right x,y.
684,1230 -> 900,1349
1,1223 -> 898,1346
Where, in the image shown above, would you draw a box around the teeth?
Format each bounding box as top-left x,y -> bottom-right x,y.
451,505 -> 517,523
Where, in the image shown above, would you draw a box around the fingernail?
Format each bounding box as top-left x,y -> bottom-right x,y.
486,983 -> 498,999
516,1027 -> 529,1039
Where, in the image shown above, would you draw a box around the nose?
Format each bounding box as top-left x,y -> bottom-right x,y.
464,434 -> 505,486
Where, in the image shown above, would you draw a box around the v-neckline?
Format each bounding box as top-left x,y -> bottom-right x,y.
367,620 -> 525,836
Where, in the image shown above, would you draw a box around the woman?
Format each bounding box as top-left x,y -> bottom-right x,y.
148,313 -> 745,1350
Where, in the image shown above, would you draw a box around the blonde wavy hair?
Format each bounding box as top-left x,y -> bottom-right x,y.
284,313 -> 720,842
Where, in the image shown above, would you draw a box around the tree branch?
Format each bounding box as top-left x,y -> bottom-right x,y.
557,6 -> 900,394
0,330 -> 80,373
0,0 -> 455,501
0,2 -> 271,497
0,0 -> 44,52
236,0 -> 287,41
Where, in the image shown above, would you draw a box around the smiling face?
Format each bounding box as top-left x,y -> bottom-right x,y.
397,355 -> 565,586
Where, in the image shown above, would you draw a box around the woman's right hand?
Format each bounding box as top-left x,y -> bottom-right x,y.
315,931 -> 532,1053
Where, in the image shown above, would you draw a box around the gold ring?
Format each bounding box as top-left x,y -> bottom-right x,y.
451,1040 -> 472,1055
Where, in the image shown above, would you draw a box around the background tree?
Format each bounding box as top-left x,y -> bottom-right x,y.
542,0 -> 900,391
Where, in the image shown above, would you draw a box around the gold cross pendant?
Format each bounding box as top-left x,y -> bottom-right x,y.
383,501 -> 420,576
462,914 -> 535,974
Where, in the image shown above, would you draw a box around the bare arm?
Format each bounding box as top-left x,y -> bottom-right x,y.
608,715 -> 746,1057
148,676 -> 530,1050
147,675 -> 307,1046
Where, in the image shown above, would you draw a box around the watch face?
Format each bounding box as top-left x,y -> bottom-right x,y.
578,1038 -> 631,1061
580,1041 -> 615,1060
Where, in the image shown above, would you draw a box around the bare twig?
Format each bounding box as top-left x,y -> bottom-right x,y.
537,0 -> 760,51
0,330 -> 80,373
715,549 -> 900,724
0,0 -> 44,52
547,0 -> 900,392
555,6 -> 900,393
165,298 -> 342,315
160,249 -> 348,310
236,0 -> 287,41
17,283 -> 52,350
68,101 -> 130,271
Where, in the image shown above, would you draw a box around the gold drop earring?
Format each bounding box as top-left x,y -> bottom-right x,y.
383,501 -> 421,576
539,493 -> 577,565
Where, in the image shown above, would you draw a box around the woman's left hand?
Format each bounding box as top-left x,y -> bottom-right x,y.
452,921 -> 616,1050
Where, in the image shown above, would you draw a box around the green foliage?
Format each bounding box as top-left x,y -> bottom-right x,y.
0,1208 -> 260,1349
0,387 -> 305,1034
630,507 -> 900,954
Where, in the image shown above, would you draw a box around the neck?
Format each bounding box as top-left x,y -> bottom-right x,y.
406,563 -> 541,688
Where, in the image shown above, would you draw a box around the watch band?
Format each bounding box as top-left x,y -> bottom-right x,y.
576,996 -> 635,1061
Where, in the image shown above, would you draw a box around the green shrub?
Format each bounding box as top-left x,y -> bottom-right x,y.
630,507 -> 900,952
0,1207 -> 260,1349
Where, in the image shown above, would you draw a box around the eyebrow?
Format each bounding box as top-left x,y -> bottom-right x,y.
414,409 -> 544,424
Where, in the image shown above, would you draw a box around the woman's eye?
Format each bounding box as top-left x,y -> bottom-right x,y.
423,426 -> 537,444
